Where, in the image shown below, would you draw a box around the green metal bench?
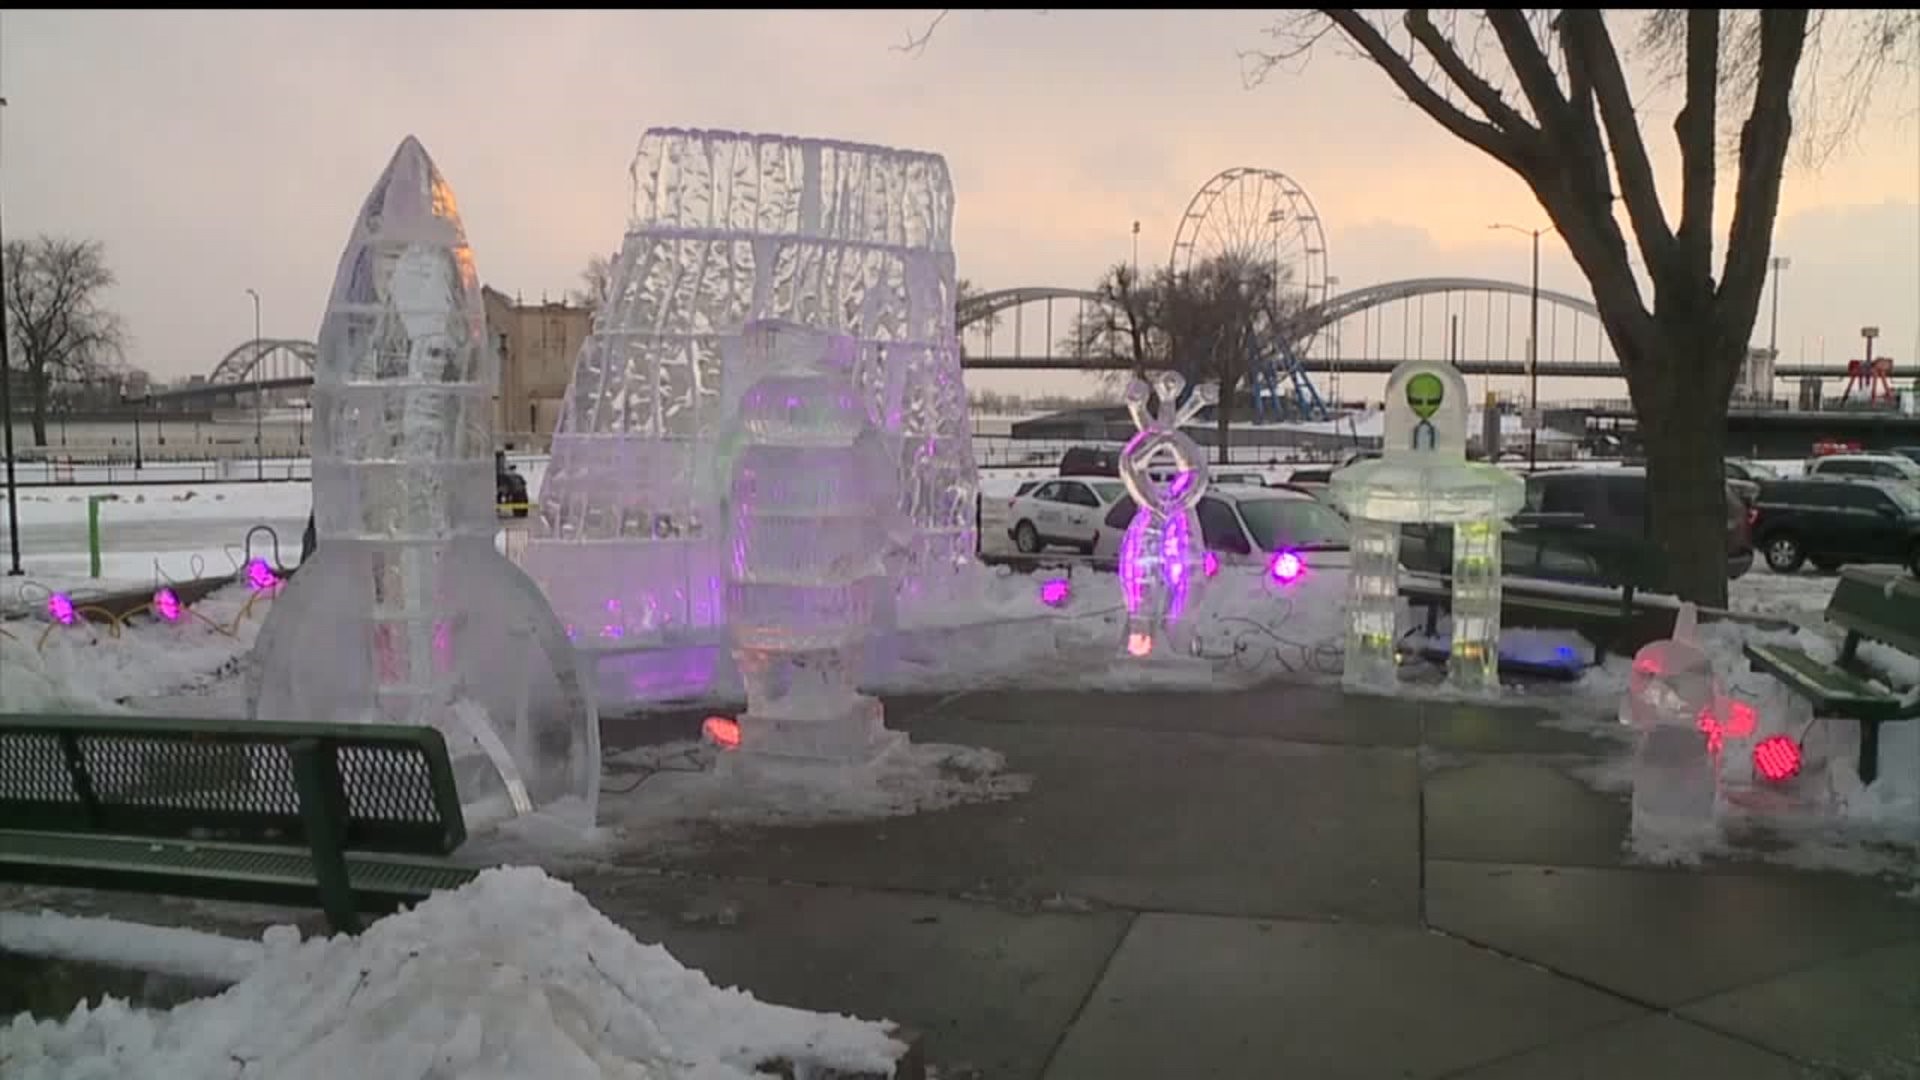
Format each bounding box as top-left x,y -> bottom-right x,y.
0,713 -> 481,934
1745,566 -> 1920,785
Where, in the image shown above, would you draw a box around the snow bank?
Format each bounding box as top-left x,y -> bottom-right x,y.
0,867 -> 908,1080
0,911 -> 263,986
0,582 -> 264,712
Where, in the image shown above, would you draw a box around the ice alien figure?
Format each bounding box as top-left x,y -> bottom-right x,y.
1116,371 -> 1218,665
1328,361 -> 1525,694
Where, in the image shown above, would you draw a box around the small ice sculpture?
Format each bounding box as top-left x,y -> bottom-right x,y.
247,137 -> 599,830
723,319 -> 904,765
525,129 -> 981,651
1621,603 -> 1723,835
1329,362 -> 1525,693
1117,372 -> 1217,664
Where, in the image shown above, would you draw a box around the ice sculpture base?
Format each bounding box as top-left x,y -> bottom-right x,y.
1103,647 -> 1215,687
724,694 -> 907,770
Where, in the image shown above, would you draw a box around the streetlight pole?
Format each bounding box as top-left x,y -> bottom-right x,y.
246,287 -> 263,481
1767,255 -> 1790,357
1490,222 -> 1557,472
1130,220 -> 1140,281
0,88 -> 21,576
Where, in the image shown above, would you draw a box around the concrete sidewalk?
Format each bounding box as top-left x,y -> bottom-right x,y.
579,685 -> 1919,1080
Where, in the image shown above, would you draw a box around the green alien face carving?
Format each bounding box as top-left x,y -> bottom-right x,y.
1406,372 -> 1445,421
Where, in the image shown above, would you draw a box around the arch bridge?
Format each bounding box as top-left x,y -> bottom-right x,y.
147,339 -> 318,405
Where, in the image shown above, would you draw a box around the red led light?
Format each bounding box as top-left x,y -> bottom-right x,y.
1752,735 -> 1802,783
702,715 -> 742,751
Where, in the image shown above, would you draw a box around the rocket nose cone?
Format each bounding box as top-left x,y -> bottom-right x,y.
371,136 -> 454,230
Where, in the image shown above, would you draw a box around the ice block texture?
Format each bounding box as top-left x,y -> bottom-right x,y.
1329,361 -> 1524,693
723,320 -> 902,763
247,136 -> 599,828
525,129 -> 980,647
1621,605 -> 1724,836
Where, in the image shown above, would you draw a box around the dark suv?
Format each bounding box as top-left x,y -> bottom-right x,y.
1522,467 -> 1756,581
1749,477 -> 1920,575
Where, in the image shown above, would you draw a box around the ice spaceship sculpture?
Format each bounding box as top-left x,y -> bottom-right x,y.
246,136 -> 600,830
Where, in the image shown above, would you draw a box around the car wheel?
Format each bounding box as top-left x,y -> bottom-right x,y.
1811,558 -> 1843,573
1763,534 -> 1806,573
1013,520 -> 1042,554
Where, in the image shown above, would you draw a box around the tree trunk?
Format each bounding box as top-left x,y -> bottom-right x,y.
1630,332 -> 1742,609
1215,383 -> 1232,466
27,376 -> 49,448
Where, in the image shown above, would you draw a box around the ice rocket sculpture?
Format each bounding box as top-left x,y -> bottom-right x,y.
246,136 -> 600,830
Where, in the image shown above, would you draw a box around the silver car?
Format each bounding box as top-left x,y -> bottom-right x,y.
1090,483 -> 1352,568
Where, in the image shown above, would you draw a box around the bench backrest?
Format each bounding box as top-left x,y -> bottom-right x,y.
0,714 -> 466,855
1827,568 -> 1920,659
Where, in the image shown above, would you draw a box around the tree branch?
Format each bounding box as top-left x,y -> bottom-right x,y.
1403,10 -> 1536,137
1484,9 -> 1570,132
1560,10 -> 1675,270
1717,9 -> 1810,333
1673,9 -> 1719,290
1319,9 -> 1527,171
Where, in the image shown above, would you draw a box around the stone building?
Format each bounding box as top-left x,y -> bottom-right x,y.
481,286 -> 591,450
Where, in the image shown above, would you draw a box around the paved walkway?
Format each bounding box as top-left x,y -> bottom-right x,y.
578,685 -> 1918,1080
5,683 -> 1917,1078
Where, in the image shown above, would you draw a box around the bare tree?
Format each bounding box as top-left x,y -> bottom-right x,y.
1067,255 -> 1301,462
569,252 -> 615,312
3,236 -> 128,446
1240,9 -> 1915,606
955,277 -> 1003,344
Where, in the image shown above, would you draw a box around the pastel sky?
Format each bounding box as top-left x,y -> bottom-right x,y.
5,9 -> 1916,403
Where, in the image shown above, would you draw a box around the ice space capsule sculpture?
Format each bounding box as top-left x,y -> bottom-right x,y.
1621,603 -> 1727,836
246,136 -> 600,830
522,129 -> 981,659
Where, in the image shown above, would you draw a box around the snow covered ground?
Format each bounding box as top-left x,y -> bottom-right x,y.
0,867 -> 910,1080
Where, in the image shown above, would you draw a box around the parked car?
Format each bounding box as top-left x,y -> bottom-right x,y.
1091,483 -> 1351,567
1804,453 -> 1920,487
1749,477 -> 1920,575
1724,458 -> 1778,484
1885,446 -> 1920,466
1520,467 -> 1755,582
1059,445 -> 1122,478
496,451 -> 530,518
1004,477 -> 1130,553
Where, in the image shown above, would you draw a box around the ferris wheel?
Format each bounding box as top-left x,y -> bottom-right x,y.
1168,167 -> 1331,351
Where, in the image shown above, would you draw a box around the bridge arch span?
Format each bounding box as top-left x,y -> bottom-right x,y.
1298,277 -> 1598,335
210,339 -> 317,385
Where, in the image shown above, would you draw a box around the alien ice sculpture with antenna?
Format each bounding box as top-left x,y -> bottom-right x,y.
1329,361 -> 1525,694
1117,371 -> 1218,663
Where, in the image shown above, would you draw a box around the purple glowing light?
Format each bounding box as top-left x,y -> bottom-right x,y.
46,593 -> 78,626
245,559 -> 279,592
1269,550 -> 1305,584
1039,578 -> 1072,608
1203,551 -> 1220,578
153,588 -> 184,623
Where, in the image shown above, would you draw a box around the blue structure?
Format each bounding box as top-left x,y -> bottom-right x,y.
1248,332 -> 1329,423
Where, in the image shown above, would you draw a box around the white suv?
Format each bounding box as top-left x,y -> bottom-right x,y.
1004,477 -> 1130,554
1806,453 -> 1920,487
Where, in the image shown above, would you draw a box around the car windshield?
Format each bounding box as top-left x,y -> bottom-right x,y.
1238,497 -> 1351,551
1885,483 -> 1920,514
1089,480 -> 1126,504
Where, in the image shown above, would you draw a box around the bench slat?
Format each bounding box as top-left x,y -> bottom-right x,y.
1743,643 -> 1907,720
0,829 -> 478,907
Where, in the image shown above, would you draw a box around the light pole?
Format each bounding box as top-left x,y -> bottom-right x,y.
1130,220 -> 1140,281
246,287 -> 263,481
1490,221 -> 1557,471
1767,256 -> 1790,357
0,88 -> 20,575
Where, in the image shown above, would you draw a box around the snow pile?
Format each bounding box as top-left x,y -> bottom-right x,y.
0,910 -> 264,986
0,582 -> 265,713
0,867 -> 908,1080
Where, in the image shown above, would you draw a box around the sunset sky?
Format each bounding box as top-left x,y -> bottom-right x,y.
5,9 -> 1916,403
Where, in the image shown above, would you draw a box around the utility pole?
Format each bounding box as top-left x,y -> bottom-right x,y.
1490,222 -> 1556,472
1767,256 -> 1790,357
1130,220 -> 1140,281
246,287 -> 263,481
0,86 -> 21,575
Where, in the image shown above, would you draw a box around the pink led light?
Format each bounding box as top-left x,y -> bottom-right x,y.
152,588 -> 184,623
1039,578 -> 1072,608
1269,550 -> 1305,584
46,593 -> 78,626
245,559 -> 278,591
703,715 -> 742,750
1203,551 -> 1220,578
1127,632 -> 1153,657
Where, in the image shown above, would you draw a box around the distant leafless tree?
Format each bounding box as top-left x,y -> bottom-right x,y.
1068,254 -> 1306,462
1238,9 -> 1913,607
3,236 -> 128,446
569,252 -> 615,313
955,277 -> 1004,347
